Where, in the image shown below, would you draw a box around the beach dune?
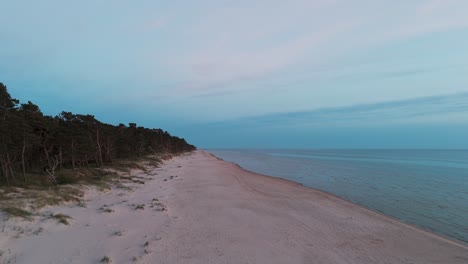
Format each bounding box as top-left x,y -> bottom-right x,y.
1,150 -> 468,264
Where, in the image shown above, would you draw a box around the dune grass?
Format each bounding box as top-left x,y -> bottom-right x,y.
2,207 -> 33,220
0,154 -> 165,221
49,213 -> 72,225
100,256 -> 112,263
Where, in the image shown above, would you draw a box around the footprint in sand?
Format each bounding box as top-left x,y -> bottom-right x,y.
149,198 -> 167,212
99,205 -> 114,213
112,230 -> 125,237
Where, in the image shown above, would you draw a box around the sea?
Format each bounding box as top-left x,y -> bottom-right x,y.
208,149 -> 468,243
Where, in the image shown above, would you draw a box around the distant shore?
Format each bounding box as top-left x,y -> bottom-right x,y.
1,150 -> 468,263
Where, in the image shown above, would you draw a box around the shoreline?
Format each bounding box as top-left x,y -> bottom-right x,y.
206,151 -> 468,249
1,150 -> 467,263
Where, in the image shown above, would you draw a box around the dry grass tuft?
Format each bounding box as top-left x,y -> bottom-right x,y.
101,256 -> 112,263
2,207 -> 33,220
135,204 -> 145,210
49,213 -> 72,225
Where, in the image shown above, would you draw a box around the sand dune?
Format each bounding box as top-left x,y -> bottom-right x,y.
1,150 -> 467,264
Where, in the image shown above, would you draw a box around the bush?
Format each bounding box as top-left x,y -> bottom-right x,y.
55,170 -> 81,185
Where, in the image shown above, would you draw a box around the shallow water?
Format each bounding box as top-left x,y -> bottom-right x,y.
208,149 -> 468,243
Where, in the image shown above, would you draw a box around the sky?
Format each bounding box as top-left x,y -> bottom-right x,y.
1,0 -> 468,148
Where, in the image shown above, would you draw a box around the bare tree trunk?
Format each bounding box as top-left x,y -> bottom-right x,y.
0,158 -> 4,178
45,155 -> 59,184
59,146 -> 63,170
71,139 -> 76,170
0,156 -> 9,186
95,126 -> 103,167
22,139 -> 27,183
43,144 -> 51,168
6,153 -> 15,184
139,145 -> 144,157
8,165 -> 14,183
105,139 -> 113,165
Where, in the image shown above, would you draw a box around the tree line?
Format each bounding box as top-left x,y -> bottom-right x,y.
0,82 -> 196,185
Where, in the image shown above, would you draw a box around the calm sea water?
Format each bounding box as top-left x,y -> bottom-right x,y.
208,149 -> 468,243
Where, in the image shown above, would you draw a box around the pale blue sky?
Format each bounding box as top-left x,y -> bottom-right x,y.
1,0 -> 468,148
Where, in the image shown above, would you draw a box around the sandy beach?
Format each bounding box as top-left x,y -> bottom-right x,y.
1,150 -> 468,264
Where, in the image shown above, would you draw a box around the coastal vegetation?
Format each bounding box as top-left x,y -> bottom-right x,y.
0,82 -> 195,187
1,207 -> 33,220
48,213 -> 72,225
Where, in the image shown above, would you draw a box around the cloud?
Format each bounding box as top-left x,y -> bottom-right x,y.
208,92 -> 468,128
159,0 -> 468,98
419,0 -> 467,15
158,1 -> 364,92
173,28 -> 348,94
378,1 -> 468,43
141,17 -> 166,31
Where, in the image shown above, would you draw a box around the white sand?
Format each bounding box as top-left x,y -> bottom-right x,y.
1,150 -> 468,264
